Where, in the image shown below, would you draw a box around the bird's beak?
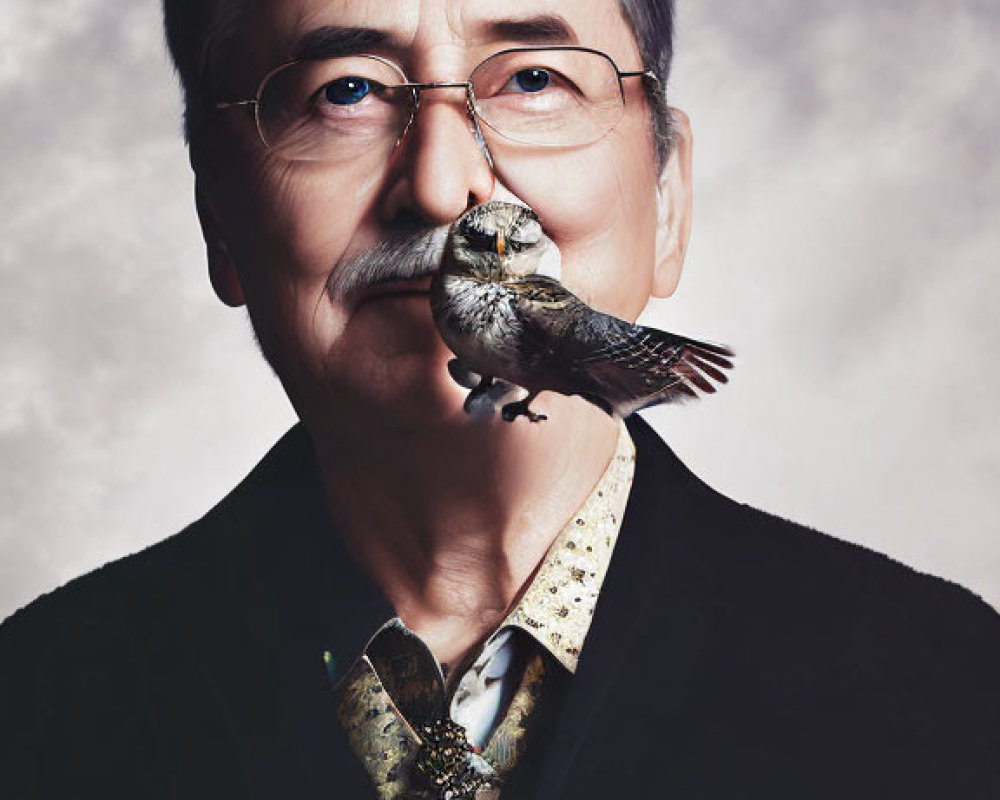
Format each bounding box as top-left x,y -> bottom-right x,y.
496,231 -> 506,257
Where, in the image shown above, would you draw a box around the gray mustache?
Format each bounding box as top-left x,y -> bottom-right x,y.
327,226 -> 449,302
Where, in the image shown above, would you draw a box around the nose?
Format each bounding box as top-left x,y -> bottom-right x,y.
379,88 -> 496,227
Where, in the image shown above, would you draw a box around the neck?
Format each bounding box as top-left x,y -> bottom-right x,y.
310,396 -> 619,664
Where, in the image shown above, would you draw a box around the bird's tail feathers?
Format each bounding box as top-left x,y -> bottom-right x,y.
614,332 -> 735,417
675,337 -> 735,393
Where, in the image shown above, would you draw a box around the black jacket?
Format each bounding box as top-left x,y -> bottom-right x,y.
2,416 -> 999,799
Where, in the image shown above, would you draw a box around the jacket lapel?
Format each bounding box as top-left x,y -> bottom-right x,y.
247,427 -> 395,798
158,425 -> 393,798
530,416 -> 724,799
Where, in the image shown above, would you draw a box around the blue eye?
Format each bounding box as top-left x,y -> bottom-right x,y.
323,76 -> 371,105
513,68 -> 550,93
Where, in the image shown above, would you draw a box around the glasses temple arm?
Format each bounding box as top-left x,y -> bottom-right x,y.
619,69 -> 659,83
215,99 -> 258,110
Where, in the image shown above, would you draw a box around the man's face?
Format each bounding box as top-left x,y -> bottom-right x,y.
198,0 -> 679,434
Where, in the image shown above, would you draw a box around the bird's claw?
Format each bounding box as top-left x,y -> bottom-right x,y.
463,375 -> 498,418
501,399 -> 547,423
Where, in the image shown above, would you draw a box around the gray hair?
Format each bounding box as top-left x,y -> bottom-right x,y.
164,0 -> 676,164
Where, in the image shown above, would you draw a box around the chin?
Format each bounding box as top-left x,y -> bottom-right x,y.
322,349 -> 477,435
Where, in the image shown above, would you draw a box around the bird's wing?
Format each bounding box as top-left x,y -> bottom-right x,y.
500,273 -> 591,356
502,273 -> 583,313
562,311 -> 734,417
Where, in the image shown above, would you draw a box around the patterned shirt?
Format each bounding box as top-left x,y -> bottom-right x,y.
330,423 -> 636,799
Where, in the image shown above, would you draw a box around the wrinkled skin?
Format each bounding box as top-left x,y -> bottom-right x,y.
194,0 -> 691,437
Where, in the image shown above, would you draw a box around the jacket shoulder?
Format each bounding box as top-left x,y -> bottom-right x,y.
626,416 -> 1000,789
692,484 -> 999,638
628,414 -> 998,630
0,423 -> 313,645
0,427 -> 306,794
629,413 -> 1000,706
2,467 -> 246,642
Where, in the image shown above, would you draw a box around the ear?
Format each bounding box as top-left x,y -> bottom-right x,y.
652,108 -> 694,298
195,177 -> 245,307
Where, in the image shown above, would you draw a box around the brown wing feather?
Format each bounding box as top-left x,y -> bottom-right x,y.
493,274 -> 734,417
563,312 -> 734,417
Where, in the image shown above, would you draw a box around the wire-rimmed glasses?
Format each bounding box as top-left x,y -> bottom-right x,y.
216,46 -> 657,163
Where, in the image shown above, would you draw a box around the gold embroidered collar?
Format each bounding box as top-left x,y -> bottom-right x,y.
497,421 -> 635,672
332,422 -> 636,798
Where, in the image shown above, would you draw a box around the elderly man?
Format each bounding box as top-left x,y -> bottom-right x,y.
2,1 -> 999,798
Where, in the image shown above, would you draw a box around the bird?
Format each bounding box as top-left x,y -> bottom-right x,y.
430,200 -> 734,423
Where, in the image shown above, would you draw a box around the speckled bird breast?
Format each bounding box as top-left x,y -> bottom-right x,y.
430,272 -> 527,384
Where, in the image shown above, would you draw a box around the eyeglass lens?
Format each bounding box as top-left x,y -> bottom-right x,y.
255,49 -> 627,162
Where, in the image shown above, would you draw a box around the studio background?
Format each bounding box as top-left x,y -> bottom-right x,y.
2,0 -> 998,620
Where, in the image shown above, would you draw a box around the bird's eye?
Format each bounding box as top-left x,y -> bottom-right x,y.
512,219 -> 543,246
510,68 -> 550,93
322,76 -> 372,105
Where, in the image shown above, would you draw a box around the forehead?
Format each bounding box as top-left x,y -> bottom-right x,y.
230,0 -> 640,82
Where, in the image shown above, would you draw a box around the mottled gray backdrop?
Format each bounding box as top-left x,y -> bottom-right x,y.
2,0 -> 998,619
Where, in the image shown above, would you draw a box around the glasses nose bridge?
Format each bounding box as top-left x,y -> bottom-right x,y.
405,80 -> 475,119
408,80 -> 472,93
399,80 -> 494,169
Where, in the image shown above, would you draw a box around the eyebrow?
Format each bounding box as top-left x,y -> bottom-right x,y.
290,14 -> 577,63
292,26 -> 405,61
478,14 -> 578,46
